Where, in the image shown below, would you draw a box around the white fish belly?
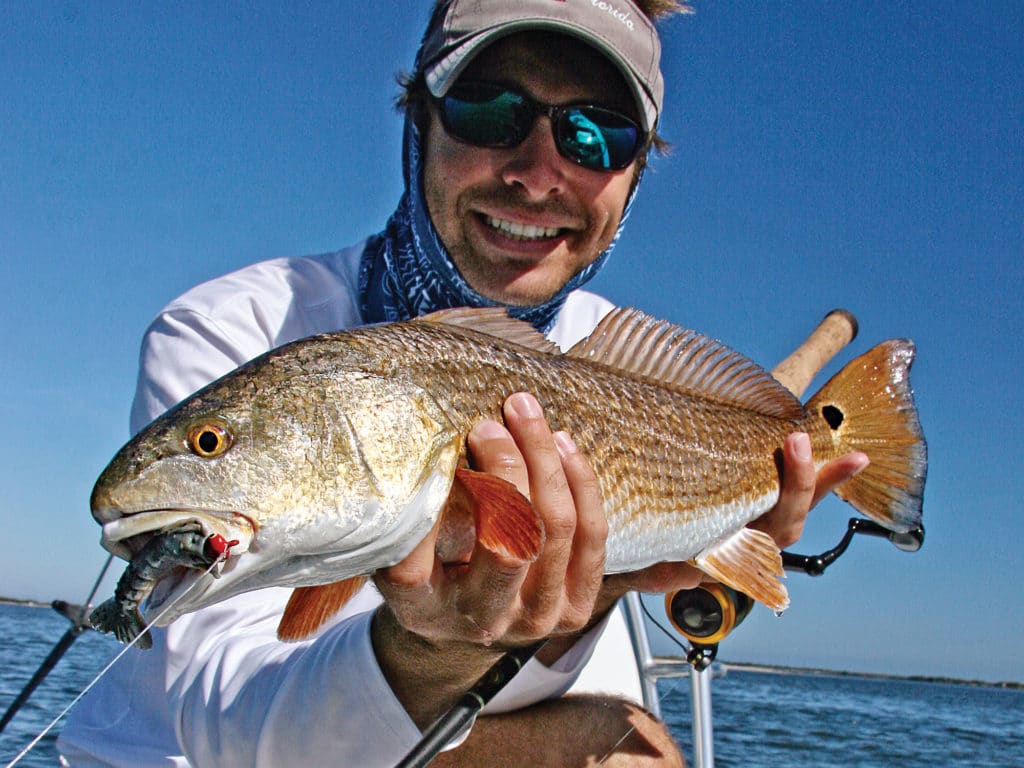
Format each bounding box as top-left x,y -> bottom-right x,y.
603,488 -> 781,574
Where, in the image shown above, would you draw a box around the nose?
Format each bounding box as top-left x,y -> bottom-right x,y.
499,117 -> 567,200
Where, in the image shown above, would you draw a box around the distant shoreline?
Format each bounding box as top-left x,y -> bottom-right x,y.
717,659 -> 1023,691
0,596 -> 50,608
2,598 -> 1019,690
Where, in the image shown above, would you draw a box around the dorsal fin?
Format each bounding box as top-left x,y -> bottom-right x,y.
567,307 -> 803,420
416,308 -> 561,355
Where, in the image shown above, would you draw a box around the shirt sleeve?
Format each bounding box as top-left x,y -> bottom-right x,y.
129,307 -> 274,434
163,591 -> 427,768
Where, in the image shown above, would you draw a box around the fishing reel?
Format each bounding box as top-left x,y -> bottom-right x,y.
665,517 -> 925,670
665,584 -> 752,670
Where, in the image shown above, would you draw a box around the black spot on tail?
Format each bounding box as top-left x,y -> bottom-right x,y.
822,405 -> 845,430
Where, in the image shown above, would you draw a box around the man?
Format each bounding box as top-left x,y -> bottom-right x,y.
60,2 -> 866,766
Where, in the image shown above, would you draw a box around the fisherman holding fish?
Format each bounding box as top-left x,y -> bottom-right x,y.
59,2 -> 883,766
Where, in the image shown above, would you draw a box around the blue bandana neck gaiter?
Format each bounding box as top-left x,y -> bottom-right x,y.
358,113 -> 639,333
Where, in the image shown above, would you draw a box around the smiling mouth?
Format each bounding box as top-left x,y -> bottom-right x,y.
484,215 -> 564,242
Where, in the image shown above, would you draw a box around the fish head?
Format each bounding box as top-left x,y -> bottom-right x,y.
92,343 -> 463,624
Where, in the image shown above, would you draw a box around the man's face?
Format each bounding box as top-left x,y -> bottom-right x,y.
422,32 -> 640,306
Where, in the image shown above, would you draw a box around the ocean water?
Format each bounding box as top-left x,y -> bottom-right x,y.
658,670 -> 1024,767
2,603 -> 1022,767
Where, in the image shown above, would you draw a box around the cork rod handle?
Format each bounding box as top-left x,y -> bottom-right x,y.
770,309 -> 859,398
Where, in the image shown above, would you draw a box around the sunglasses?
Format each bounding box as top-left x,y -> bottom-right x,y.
435,81 -> 646,172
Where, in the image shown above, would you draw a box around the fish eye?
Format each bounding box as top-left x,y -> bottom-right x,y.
185,422 -> 233,458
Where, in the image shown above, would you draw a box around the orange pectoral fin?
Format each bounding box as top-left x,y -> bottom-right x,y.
277,576 -> 369,642
450,468 -> 544,565
694,527 -> 789,612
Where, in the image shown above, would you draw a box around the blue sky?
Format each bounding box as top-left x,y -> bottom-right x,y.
2,2 -> 1021,685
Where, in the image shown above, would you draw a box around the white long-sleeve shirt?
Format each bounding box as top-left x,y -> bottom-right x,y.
59,242 -> 643,767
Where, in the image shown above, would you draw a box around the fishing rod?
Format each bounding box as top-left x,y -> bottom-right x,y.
394,510 -> 926,768
9,309 -> 918,768
394,640 -> 547,768
4,554 -> 231,768
672,305 -> 923,672
660,516 -> 924,768
667,517 -> 925,670
0,553 -> 114,736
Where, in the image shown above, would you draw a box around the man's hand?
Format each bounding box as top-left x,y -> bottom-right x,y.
748,432 -> 869,548
371,392 -> 614,726
374,393 -> 608,647
602,432 -> 868,599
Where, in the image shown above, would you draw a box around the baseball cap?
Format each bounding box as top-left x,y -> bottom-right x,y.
417,0 -> 664,133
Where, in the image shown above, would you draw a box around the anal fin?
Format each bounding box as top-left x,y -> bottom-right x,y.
694,528 -> 789,612
277,576 -> 368,642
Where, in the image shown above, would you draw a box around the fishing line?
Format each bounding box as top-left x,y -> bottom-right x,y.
594,674 -> 690,766
0,555 -> 115,737
594,596 -> 693,767
82,554 -> 116,611
639,596 -> 691,656
4,558 -> 224,768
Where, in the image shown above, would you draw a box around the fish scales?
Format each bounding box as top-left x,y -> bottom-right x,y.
90,307 -> 925,635
278,320 -> 817,569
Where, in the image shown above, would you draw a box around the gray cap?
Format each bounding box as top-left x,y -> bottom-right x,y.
418,0 -> 664,132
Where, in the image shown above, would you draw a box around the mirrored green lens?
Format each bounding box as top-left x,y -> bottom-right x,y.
559,108 -> 640,171
440,87 -> 525,147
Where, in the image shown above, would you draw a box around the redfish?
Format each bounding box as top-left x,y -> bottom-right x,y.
90,308 -> 925,644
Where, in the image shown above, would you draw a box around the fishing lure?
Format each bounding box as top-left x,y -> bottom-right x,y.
89,525 -> 234,649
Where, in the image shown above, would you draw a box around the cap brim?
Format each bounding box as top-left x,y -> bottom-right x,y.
424,21 -> 659,133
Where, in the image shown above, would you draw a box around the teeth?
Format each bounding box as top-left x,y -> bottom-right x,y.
486,216 -> 561,241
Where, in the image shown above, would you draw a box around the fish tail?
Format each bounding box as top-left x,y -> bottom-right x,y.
805,339 -> 927,532
89,599 -> 153,650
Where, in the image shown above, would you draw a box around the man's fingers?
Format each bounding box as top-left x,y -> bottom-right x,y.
466,418 -> 529,495
750,432 -> 817,547
554,430 -> 608,625
782,430 -> 816,500
751,433 -> 870,548
456,545 -> 531,640
392,394 -> 612,644
603,562 -> 704,598
503,394 -> 578,622
462,404 -> 571,638
373,519 -> 450,638
377,516 -> 441,590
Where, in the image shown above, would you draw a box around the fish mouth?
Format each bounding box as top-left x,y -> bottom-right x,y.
100,509 -> 257,625
99,508 -> 256,561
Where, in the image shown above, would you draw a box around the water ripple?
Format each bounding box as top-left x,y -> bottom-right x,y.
2,606 -> 1022,767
